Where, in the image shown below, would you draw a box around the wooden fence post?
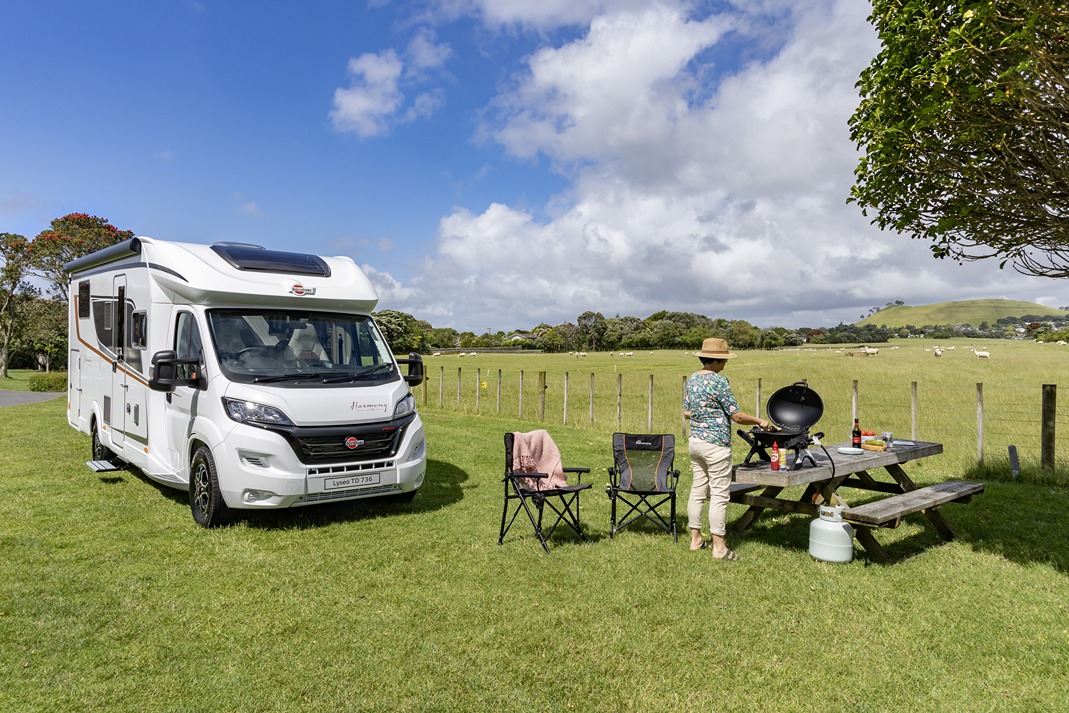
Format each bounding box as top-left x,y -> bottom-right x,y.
681,375 -> 687,440
519,370 -> 524,419
756,377 -> 762,418
852,380 -> 859,422
1041,384 -> 1056,469
496,369 -> 502,414
911,381 -> 918,441
563,372 -> 569,426
589,373 -> 595,425
616,373 -> 623,429
421,374 -> 427,406
648,374 -> 654,431
456,367 -> 462,409
475,367 -> 481,415
438,366 -> 444,408
976,382 -> 984,464
538,371 -> 546,422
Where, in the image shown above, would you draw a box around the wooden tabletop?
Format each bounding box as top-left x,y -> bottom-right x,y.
732,440 -> 944,488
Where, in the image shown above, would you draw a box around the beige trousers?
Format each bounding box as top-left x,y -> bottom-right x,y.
687,437 -> 733,537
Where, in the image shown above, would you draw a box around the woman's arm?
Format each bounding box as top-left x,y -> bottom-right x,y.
731,411 -> 770,430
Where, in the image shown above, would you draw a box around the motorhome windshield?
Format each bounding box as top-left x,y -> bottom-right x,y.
208,309 -> 396,385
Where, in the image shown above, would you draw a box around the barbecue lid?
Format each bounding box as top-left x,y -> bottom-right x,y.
766,381 -> 823,430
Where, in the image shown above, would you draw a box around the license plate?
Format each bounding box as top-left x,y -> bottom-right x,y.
324,473 -> 381,490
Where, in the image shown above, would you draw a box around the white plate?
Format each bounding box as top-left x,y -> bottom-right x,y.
836,447 -> 863,455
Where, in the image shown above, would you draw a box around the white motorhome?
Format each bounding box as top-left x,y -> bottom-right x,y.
65,237 -> 426,527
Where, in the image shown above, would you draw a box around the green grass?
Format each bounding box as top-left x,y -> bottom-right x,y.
856,298 -> 1068,328
0,370 -> 49,392
418,338 -> 1069,479
2,398 -> 1069,711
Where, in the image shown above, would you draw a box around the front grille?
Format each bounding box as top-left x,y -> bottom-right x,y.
294,484 -> 400,504
296,428 -> 401,463
263,412 -> 416,465
308,460 -> 392,477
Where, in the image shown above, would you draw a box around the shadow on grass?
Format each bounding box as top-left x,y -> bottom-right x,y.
111,458 -> 469,530
724,481 -> 1069,571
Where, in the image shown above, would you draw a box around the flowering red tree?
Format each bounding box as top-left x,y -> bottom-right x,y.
29,213 -> 135,299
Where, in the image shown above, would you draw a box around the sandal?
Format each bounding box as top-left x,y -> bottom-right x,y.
689,540 -> 708,551
712,549 -> 740,561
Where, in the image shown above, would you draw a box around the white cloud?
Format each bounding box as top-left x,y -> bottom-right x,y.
330,51 -> 405,138
330,30 -> 453,138
378,0 -> 1066,330
238,201 -> 266,218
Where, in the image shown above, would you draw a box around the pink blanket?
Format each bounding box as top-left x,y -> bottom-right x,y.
511,430 -> 568,491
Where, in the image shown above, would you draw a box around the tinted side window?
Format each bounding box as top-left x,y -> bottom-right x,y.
174,312 -> 203,380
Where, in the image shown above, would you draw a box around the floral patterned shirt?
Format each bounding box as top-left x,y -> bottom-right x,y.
684,371 -> 739,447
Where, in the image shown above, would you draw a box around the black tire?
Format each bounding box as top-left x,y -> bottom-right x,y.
91,420 -> 111,461
189,445 -> 234,528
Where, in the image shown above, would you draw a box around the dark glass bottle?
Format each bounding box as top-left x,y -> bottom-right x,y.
852,418 -> 862,448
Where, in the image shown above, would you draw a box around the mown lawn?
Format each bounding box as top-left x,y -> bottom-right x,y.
2,398 -> 1068,711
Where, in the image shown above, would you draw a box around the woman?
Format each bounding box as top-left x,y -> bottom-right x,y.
683,338 -> 769,560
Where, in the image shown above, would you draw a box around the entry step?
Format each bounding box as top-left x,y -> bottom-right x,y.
87,459 -> 125,472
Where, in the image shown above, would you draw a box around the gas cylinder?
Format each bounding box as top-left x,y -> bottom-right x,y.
809,505 -> 854,563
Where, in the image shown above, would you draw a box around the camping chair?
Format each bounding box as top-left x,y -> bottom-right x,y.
500,431 -> 592,553
606,433 -> 680,541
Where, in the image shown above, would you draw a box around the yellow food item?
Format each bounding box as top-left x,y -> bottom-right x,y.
861,443 -> 886,451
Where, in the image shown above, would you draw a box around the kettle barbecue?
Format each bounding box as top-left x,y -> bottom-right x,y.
737,380 -> 825,468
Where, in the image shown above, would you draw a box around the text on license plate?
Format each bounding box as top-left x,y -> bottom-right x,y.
325,473 -> 381,490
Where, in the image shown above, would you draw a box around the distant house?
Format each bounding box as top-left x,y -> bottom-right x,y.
504,332 -> 534,342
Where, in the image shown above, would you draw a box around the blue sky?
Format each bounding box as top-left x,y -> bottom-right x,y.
3,0 -> 1066,332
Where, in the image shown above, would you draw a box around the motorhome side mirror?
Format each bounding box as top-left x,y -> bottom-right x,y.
399,352 -> 425,386
149,350 -> 203,391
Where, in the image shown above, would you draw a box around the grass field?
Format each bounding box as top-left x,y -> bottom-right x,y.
416,338 -> 1069,477
2,372 -> 1069,710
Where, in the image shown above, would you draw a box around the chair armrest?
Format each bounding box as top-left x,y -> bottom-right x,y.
564,466 -> 590,483
503,471 -> 548,483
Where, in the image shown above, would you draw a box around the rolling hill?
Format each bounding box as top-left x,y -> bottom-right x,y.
856,299 -> 1068,328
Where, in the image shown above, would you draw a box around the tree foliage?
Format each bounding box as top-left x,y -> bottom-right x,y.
850,1 -> 1069,277
0,233 -> 30,378
29,213 -> 135,298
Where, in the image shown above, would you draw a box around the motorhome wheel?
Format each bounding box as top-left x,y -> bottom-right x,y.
91,423 -> 111,461
189,445 -> 234,527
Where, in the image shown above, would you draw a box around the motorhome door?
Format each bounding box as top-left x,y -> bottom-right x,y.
109,275 -> 128,452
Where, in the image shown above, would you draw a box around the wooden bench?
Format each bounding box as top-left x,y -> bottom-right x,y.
729,482 -> 762,496
842,480 -> 985,527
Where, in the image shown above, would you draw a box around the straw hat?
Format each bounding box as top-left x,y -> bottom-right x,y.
696,337 -> 735,359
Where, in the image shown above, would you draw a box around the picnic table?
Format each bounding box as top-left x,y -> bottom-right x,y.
729,440 -> 984,563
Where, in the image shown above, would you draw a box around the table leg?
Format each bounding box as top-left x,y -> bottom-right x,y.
853,527 -> 890,563
731,486 -> 784,532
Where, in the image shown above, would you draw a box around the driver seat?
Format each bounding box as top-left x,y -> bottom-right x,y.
289,325 -> 328,362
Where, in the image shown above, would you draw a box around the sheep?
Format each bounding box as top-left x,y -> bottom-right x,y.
972,349 -> 990,359
467,352 -> 477,357
432,351 -> 441,357
933,348 -> 943,357
457,352 -> 467,358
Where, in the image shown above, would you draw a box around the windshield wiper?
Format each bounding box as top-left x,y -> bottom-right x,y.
253,372 -> 325,383
323,363 -> 394,383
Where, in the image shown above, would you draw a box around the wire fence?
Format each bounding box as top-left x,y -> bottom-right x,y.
416,365 -> 1069,473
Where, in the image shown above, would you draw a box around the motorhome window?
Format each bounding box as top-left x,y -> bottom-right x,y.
78,281 -> 90,318
210,244 -> 331,277
131,312 -> 148,350
174,312 -> 202,380
208,309 -> 395,384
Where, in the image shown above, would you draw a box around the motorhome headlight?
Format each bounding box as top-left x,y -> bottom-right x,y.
223,398 -> 294,426
393,393 -> 416,418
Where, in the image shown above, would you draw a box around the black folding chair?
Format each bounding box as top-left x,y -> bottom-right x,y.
499,431 -> 592,553
606,433 -> 680,541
